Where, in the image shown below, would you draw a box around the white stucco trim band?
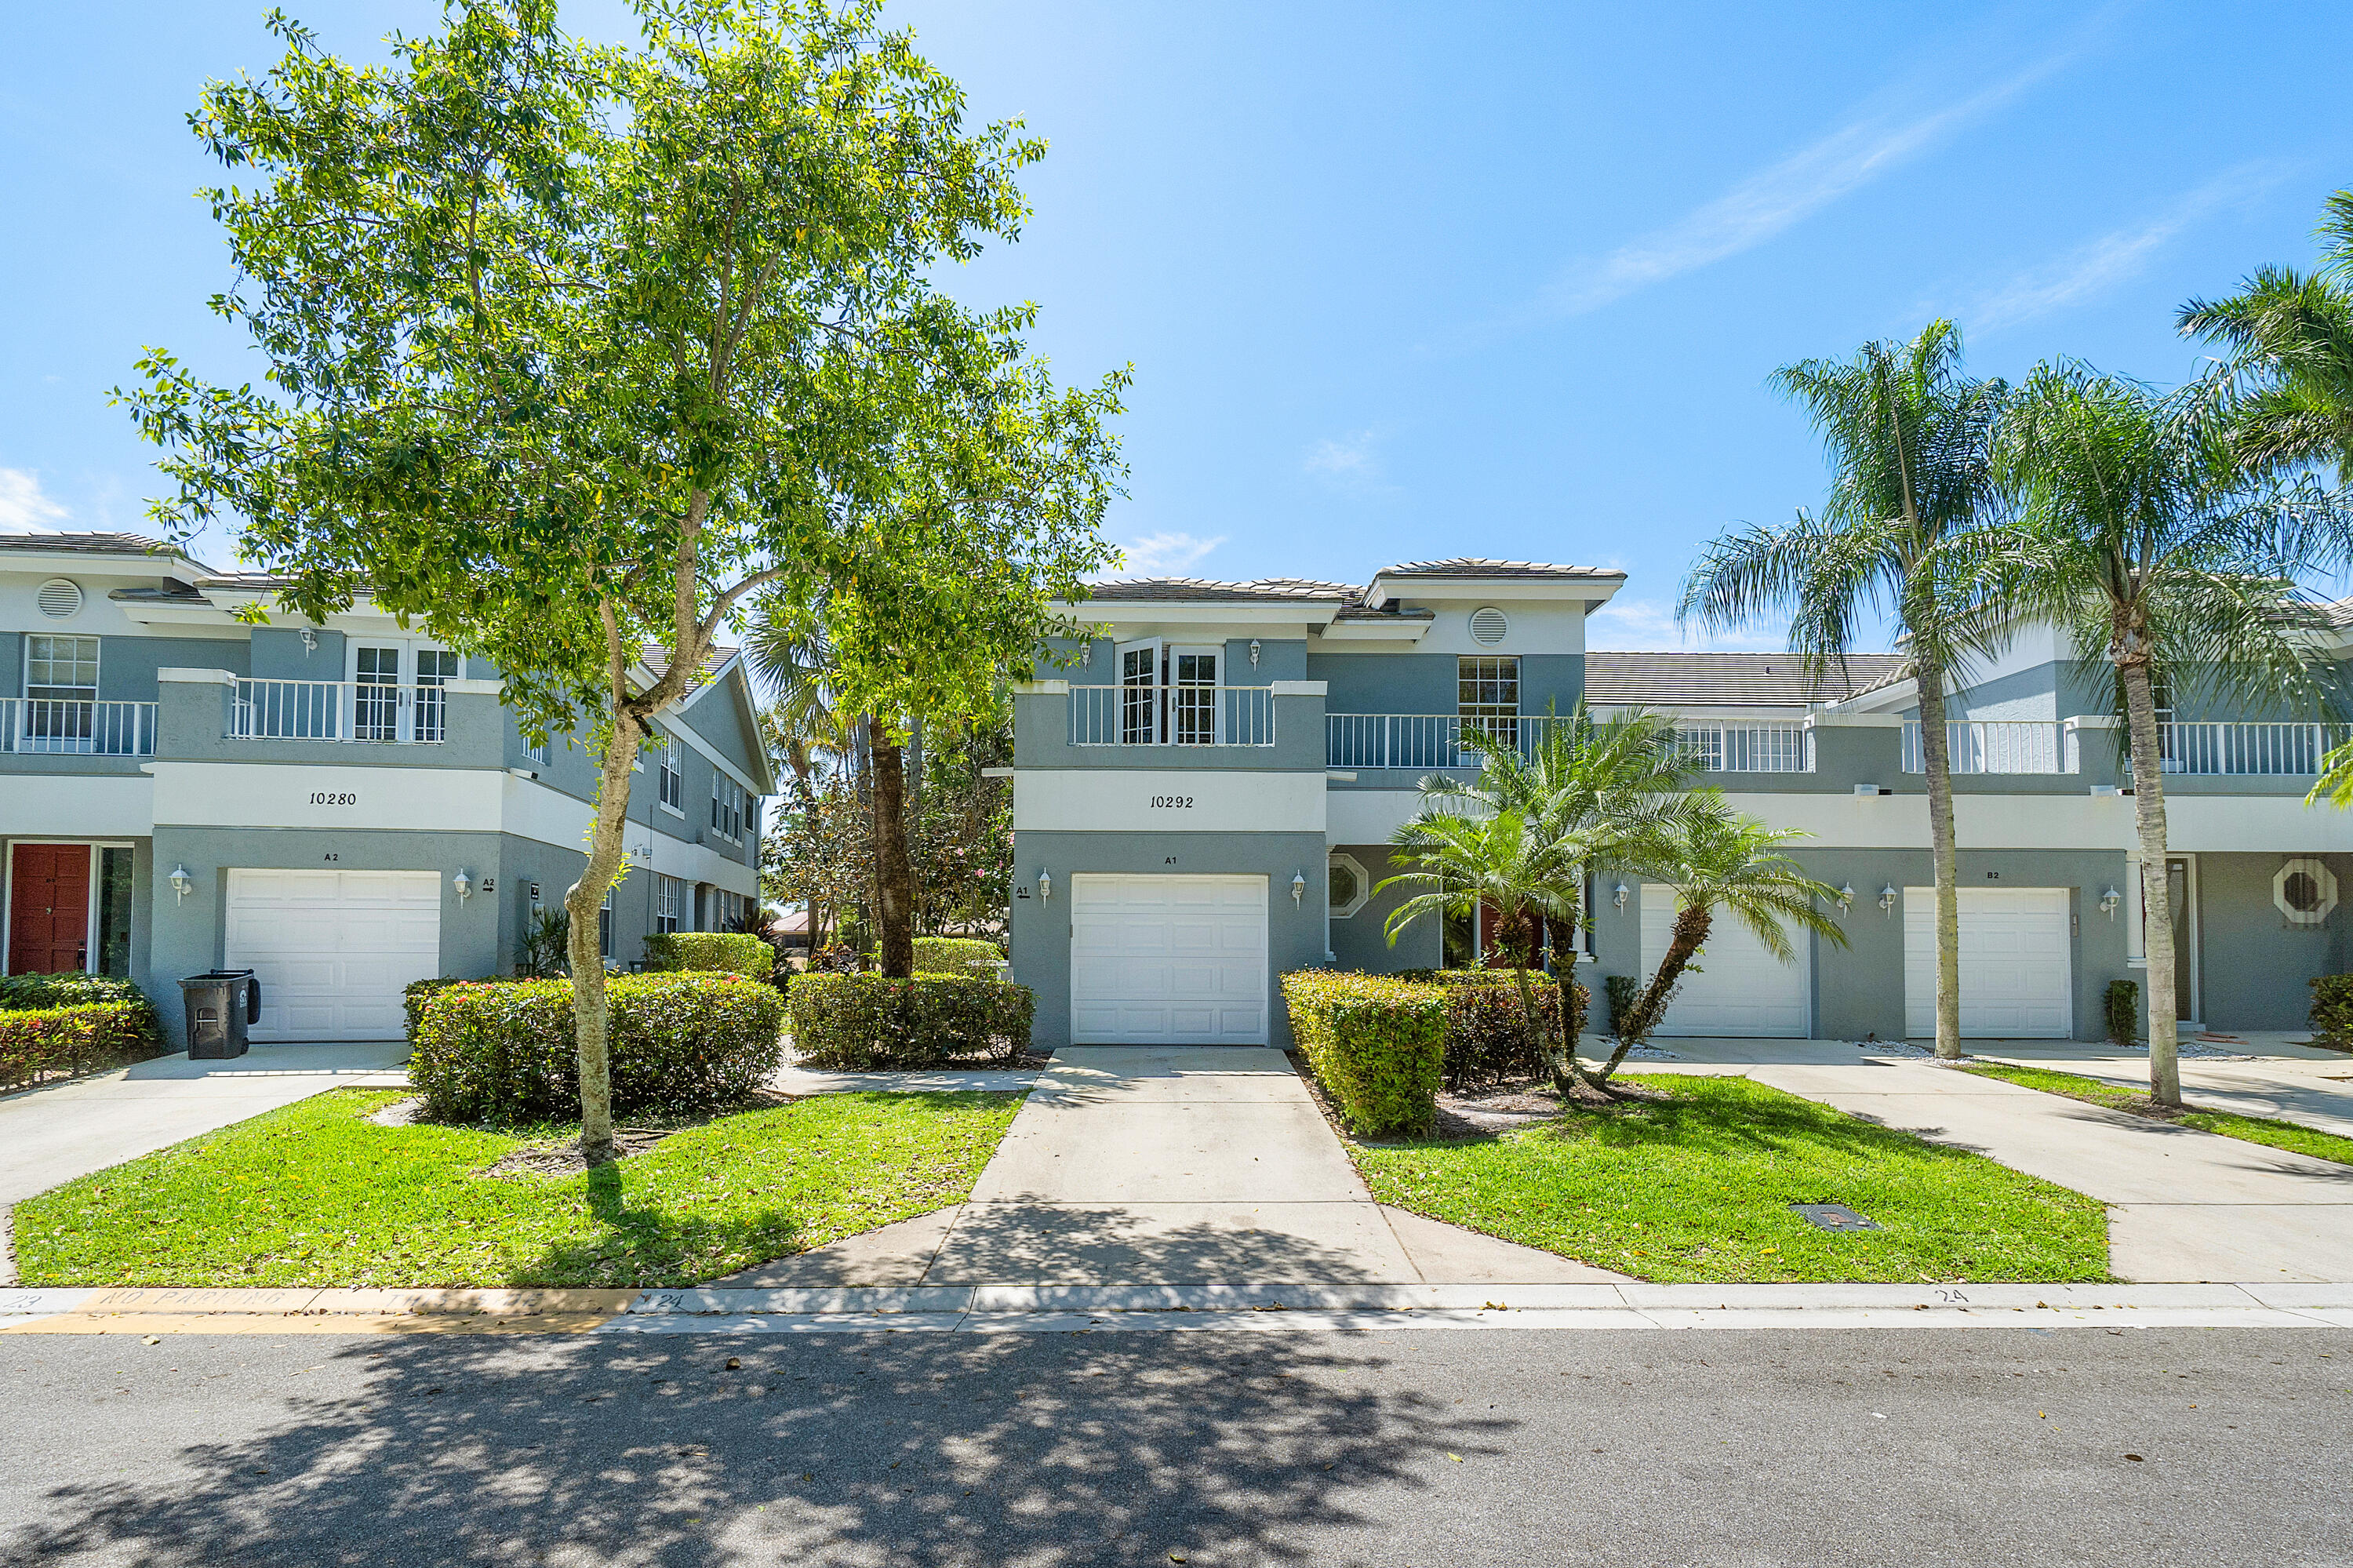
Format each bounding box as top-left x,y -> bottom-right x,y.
1013,769 -> 1326,835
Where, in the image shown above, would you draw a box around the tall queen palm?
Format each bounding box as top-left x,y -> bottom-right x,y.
1990,362 -> 2353,1106
1679,320 -> 2006,1059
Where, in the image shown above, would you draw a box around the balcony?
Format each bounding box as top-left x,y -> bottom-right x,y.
231,678 -> 452,744
1902,720 -> 2072,775
1070,684 -> 1277,747
2148,722 -> 2351,777
1671,720 -> 1813,773
0,698 -> 158,757
1324,715 -> 1815,773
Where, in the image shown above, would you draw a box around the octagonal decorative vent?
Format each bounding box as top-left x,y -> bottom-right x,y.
37,577 -> 82,619
1468,606 -> 1508,646
2275,857 -> 2337,926
1329,852 -> 1370,919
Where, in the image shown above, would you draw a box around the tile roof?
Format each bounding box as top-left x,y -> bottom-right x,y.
2,530 -> 205,564
640,644 -> 737,695
1584,651 -> 1909,708
1080,577 -> 1356,602
1377,557 -> 1627,581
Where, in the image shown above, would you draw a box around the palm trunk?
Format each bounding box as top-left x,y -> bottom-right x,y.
566,708 -> 644,1166
2119,661 -> 2184,1107
1915,657 -> 1965,1060
870,715 -> 916,980
1599,904 -> 1711,1081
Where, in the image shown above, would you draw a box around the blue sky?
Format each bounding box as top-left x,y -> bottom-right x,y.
4,2 -> 2349,649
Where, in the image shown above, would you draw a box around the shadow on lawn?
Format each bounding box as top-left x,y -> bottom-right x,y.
504,1158 -> 811,1289
2,1331 -> 1500,1567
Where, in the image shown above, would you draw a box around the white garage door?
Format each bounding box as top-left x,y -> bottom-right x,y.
1904,887 -> 2072,1039
1070,874 -> 1267,1046
1638,887 -> 1810,1037
225,870 -> 442,1042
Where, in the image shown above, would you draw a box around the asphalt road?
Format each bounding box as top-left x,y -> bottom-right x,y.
3,1326 -> 2349,1566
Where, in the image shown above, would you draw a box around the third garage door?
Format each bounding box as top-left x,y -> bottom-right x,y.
1904,886 -> 2072,1039
1070,874 -> 1267,1046
225,869 -> 442,1041
1638,886 -> 1811,1037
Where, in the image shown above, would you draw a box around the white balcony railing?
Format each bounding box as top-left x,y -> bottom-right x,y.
1672,720 -> 1813,773
0,698 -> 157,757
1070,684 -> 1276,747
2145,722 -> 2352,776
231,678 -> 451,744
1324,713 -> 1566,769
1902,720 -> 2072,774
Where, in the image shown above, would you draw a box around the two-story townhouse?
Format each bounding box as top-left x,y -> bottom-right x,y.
3,533 -> 773,1042
1007,555 -> 2353,1050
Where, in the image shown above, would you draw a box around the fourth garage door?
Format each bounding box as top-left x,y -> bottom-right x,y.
1638,887 -> 1811,1037
225,869 -> 442,1042
1070,874 -> 1267,1046
1904,887 -> 2072,1039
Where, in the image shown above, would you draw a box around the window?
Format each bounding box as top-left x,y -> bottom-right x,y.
599,886 -> 613,960
523,733 -> 550,766
655,875 -> 682,934
1118,641 -> 1158,745
353,645 -> 401,741
1169,648 -> 1219,745
1328,853 -> 1370,919
1458,655 -> 1519,748
658,740 -> 685,813
413,649 -> 459,741
96,847 -> 135,977
26,634 -> 99,748
711,773 -> 745,841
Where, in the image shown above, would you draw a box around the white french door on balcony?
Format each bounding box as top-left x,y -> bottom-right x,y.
346,640 -> 460,743
1112,639 -> 1220,745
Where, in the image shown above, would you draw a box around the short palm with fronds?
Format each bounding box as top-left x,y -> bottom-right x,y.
1603,799 -> 1847,1082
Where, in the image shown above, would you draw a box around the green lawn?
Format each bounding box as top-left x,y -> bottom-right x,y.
1960,1060 -> 2353,1169
1354,1073 -> 2110,1283
15,1087 -> 1021,1289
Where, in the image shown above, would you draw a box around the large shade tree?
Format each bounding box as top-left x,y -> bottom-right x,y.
1989,363 -> 2353,1105
121,0 -> 1122,1160
1679,321 -> 2008,1060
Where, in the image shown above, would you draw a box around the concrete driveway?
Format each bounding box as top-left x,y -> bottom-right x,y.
0,1045 -> 409,1282
1974,1040 -> 2353,1139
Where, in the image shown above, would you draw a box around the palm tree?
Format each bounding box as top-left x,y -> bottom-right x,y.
1989,362 -> 2353,1106
1377,806 -> 1588,1093
1602,799 -> 1848,1082
2178,188 -> 2353,483
1679,320 -> 2008,1060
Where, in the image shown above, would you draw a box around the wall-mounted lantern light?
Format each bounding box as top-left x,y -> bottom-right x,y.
1249,638 -> 1262,668
1836,882 -> 1855,913
2100,886 -> 2122,919
1878,885 -> 1899,914
168,865 -> 192,904
1037,869 -> 1053,901
1612,882 -> 1629,911
300,627 -> 318,654
453,868 -> 475,903
1291,869 -> 1307,905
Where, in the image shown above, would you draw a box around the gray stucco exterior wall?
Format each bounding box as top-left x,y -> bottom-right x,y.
1326,842 -> 1442,973
2191,852 -> 2353,1029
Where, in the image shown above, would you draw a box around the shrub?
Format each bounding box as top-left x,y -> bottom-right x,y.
2104,979 -> 2142,1046
404,977 -> 472,1043
514,907 -> 569,978
1282,972 -> 1446,1137
0,1002 -> 157,1090
911,937 -> 1005,977
642,932 -> 774,978
2309,975 -> 2353,1049
1605,973 -> 1641,1035
788,973 -> 1034,1068
1389,967 -> 1591,1085
407,972 -> 785,1123
0,972 -> 158,1040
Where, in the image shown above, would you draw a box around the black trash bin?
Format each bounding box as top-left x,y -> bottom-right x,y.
180,970 -> 262,1059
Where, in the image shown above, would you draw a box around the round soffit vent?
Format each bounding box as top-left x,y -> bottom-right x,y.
1468,606 -> 1509,646
37,578 -> 83,620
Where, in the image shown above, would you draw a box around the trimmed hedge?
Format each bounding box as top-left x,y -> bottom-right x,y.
642,932 -> 776,978
788,973 -> 1034,1069
911,937 -> 1006,977
2311,975 -> 2353,1049
1282,972 -> 1446,1137
0,1002 -> 157,1090
407,972 -> 785,1123
0,972 -> 158,1038
405,977 -> 471,1043
1387,967 -> 1591,1087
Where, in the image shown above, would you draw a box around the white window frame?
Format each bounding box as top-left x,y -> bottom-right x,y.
655,875 -> 682,934
2124,851 -> 2200,1024
657,739 -> 686,817
1328,851 -> 1371,919
1167,644 -> 1223,747
344,637 -> 457,743
1115,638 -> 1162,746
710,773 -> 744,842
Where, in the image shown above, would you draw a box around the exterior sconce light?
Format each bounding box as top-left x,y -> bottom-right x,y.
453,868 -> 475,903
168,865 -> 192,904
1249,638 -> 1262,668
2100,886 -> 2121,919
1612,882 -> 1629,911
1291,869 -> 1307,905
1878,885 -> 1899,914
1836,882 -> 1855,913
1037,869 -> 1053,901
300,627 -> 318,654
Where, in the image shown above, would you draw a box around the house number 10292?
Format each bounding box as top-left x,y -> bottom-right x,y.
1148,795 -> 1193,809
310,791 -> 358,806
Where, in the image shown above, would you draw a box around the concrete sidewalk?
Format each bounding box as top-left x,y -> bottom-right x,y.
722,1046 -> 1624,1289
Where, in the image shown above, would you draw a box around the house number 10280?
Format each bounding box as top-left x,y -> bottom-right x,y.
1148,795 -> 1193,809
310,791 -> 358,806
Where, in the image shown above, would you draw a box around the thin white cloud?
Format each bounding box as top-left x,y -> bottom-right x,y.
1302,427 -> 1399,497
1585,597 -> 1788,653
0,468 -> 68,533
1115,530 -> 1224,577
1966,165 -> 2283,333
1540,49 -> 2078,319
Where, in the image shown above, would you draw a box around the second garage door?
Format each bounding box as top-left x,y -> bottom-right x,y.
1070,874 -> 1267,1046
1904,886 -> 2072,1038
225,869 -> 442,1042
1638,886 -> 1812,1037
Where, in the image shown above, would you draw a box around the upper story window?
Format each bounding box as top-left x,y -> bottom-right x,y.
1458,655 -> 1519,745
27,635 -> 99,700
1114,639 -> 1223,745
523,732 -> 550,766
711,773 -> 745,842
658,740 -> 685,813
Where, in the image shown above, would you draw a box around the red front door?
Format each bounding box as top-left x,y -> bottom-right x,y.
8,844 -> 91,976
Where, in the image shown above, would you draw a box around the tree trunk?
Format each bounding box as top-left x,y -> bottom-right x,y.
2119,660 -> 2184,1107
870,715 -> 916,980
1600,903 -> 1711,1081
1915,657 -> 1965,1060
566,709 -> 645,1166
